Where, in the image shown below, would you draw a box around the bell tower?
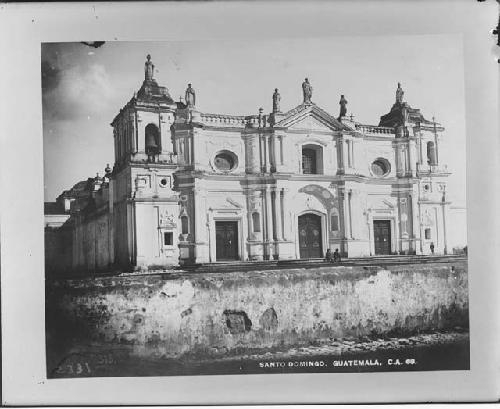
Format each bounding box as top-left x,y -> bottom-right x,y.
109,55 -> 181,271
111,54 -> 178,166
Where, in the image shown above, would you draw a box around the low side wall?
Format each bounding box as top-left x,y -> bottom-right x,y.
46,263 -> 468,359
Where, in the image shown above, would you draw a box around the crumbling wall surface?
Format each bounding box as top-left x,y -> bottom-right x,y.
46,263 -> 468,359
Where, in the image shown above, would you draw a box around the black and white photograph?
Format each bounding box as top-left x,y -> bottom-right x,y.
1,0 -> 499,405
43,37 -> 469,378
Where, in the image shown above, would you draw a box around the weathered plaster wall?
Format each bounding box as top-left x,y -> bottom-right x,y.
47,263 -> 468,359
73,212 -> 113,273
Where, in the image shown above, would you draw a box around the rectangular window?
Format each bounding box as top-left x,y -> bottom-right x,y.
163,232 -> 173,246
302,148 -> 317,174
424,228 -> 431,240
331,215 -> 339,231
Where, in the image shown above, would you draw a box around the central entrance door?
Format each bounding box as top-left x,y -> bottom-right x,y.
215,221 -> 239,261
373,220 -> 391,255
298,213 -> 323,259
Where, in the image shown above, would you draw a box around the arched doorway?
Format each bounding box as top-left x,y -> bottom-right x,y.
298,213 -> 323,259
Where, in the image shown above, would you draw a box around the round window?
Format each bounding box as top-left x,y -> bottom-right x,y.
214,151 -> 237,171
159,178 -> 169,188
371,158 -> 390,177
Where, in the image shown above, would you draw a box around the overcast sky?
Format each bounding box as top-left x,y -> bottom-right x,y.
42,36 -> 466,205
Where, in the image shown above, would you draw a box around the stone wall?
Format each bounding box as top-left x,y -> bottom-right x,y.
73,211 -> 114,274
46,262 -> 468,359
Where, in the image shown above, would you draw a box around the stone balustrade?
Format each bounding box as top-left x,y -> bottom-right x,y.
200,113 -> 246,127
356,124 -> 395,136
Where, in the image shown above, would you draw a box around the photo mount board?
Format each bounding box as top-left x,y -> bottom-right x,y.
1,0 -> 499,405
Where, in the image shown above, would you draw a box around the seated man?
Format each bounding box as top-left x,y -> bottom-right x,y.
324,248 -> 333,263
333,248 -> 341,262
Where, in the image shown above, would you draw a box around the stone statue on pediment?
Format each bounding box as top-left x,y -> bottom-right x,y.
396,82 -> 404,104
339,95 -> 348,118
185,83 -> 196,107
145,54 -> 154,82
302,78 -> 313,104
272,88 -> 281,113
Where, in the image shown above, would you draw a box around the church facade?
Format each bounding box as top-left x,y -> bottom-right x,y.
45,55 -> 452,273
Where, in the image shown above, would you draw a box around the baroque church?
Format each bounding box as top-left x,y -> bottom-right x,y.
45,55 -> 451,273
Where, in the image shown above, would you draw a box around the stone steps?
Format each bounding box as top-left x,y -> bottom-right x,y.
180,255 -> 466,274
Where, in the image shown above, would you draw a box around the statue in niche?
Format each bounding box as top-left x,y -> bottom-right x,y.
145,54 -> 154,81
339,95 -> 348,119
395,82 -> 404,104
185,84 -> 196,107
302,78 -> 313,104
272,88 -> 281,113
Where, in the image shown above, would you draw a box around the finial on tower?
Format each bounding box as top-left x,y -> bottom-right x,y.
145,54 -> 154,82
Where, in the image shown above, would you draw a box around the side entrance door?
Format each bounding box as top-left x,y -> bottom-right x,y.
298,213 -> 323,259
373,220 -> 391,255
215,221 -> 239,261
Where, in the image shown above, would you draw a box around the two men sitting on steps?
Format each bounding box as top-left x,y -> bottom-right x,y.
325,248 -> 341,263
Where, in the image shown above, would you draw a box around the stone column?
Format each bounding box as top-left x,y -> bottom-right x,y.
418,202 -> 424,254
186,136 -> 192,164
129,113 -> 136,153
350,140 -> 355,169
392,211 -> 399,255
265,188 -> 274,259
297,145 -> 303,173
418,131 -> 423,165
281,188 -> 289,240
158,113 -> 163,153
278,136 -> 284,167
259,135 -> 266,173
246,134 -> 260,174
348,190 -> 353,239
441,200 -> 449,255
434,132 -> 440,165
190,129 -> 196,166
343,138 -> 350,171
207,209 -> 215,263
395,143 -> 402,176
246,193 -> 254,241
338,138 -> 345,173
409,140 -> 417,177
274,188 -> 283,241
194,189 -> 208,243
409,192 -> 418,237
263,136 -> 269,173
268,135 -> 275,172
341,189 -> 351,239
265,188 -> 274,240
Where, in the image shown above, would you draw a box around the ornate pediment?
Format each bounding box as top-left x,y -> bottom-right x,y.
226,197 -> 243,209
209,196 -> 244,211
367,196 -> 396,212
288,115 -> 334,132
276,103 -> 351,132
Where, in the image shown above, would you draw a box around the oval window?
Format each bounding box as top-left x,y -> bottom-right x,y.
214,151 -> 237,171
371,159 -> 390,177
